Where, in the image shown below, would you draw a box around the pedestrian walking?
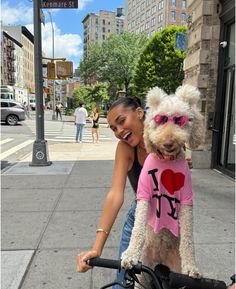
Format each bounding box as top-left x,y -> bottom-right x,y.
55,102 -> 62,120
90,107 -> 100,143
74,102 -> 88,143
22,101 -> 30,119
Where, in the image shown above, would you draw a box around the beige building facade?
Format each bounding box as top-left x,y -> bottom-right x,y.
82,9 -> 124,58
2,25 -> 35,94
184,0 -> 235,177
124,0 -> 187,37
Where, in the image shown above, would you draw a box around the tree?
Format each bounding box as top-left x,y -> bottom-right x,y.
78,31 -> 147,97
134,25 -> 187,98
71,82 -> 109,112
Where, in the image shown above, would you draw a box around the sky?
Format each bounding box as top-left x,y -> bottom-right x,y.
1,0 -> 125,69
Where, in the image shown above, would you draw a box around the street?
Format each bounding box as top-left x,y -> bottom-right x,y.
1,121 -> 235,289
1,111 -> 116,171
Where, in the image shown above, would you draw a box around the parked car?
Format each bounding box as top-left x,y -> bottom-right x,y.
1,100 -> 26,125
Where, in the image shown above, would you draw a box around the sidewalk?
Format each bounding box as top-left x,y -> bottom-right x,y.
1,140 -> 235,289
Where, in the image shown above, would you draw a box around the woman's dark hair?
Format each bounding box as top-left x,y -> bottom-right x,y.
109,97 -> 142,112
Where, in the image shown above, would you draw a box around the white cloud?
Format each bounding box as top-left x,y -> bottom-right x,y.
1,2 -> 33,25
1,1 -> 86,63
26,23 -> 83,61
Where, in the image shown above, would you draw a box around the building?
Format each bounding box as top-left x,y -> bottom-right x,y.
124,0 -> 187,37
2,25 -> 35,94
82,9 -> 124,58
183,0 -> 235,178
1,31 -> 22,87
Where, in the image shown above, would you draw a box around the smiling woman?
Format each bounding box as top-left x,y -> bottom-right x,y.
77,96 -> 147,289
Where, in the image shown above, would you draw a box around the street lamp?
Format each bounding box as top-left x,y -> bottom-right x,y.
48,11 -> 56,120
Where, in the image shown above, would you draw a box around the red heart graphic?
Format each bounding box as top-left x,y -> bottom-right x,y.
161,169 -> 185,195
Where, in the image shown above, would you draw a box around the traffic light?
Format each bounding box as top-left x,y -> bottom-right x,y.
56,61 -> 73,78
47,62 -> 56,79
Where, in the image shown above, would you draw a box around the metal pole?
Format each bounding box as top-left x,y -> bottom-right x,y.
30,0 -> 51,166
48,11 -> 56,120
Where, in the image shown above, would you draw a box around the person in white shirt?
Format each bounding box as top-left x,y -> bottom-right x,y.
74,102 -> 88,143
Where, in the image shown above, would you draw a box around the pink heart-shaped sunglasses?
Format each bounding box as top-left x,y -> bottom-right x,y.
153,114 -> 192,127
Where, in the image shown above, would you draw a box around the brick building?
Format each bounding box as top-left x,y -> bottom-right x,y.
124,0 -> 187,37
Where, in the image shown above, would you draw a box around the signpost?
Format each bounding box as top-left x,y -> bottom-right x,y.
41,0 -> 78,9
31,0 -> 78,166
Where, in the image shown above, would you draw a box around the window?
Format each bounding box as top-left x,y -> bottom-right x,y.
158,13 -> 163,22
103,27 -> 105,32
1,102 -> 9,107
102,35 -> 105,40
151,17 -> 156,26
103,19 -> 105,25
172,0 -> 176,7
152,5 -> 157,14
171,11 -> 176,20
182,0 -> 186,8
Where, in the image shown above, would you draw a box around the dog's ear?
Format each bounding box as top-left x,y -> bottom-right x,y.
175,84 -> 200,107
146,86 -> 164,109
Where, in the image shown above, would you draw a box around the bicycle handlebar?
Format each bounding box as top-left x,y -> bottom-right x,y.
88,257 -> 227,289
169,271 -> 227,289
88,257 -> 121,270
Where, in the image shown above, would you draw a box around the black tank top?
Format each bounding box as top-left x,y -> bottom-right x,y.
128,146 -> 143,193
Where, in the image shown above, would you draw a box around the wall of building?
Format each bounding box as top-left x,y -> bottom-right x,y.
82,10 -> 124,57
124,0 -> 186,37
183,0 -> 221,168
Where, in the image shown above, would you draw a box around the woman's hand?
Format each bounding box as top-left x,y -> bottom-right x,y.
77,250 -> 99,272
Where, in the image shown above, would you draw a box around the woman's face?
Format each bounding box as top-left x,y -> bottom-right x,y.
107,105 -> 144,147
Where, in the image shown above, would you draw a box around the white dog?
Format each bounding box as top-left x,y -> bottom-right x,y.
121,84 -> 204,287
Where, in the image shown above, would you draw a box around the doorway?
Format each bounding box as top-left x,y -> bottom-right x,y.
213,19 -> 235,178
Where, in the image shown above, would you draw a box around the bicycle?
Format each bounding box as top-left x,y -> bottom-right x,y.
88,257 -> 235,289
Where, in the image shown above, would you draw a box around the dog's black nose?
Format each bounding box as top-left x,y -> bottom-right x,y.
163,144 -> 173,150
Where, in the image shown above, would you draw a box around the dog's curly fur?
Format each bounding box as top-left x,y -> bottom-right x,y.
121,84 -> 204,288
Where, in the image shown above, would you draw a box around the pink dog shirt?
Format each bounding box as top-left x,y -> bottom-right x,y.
137,153 -> 193,237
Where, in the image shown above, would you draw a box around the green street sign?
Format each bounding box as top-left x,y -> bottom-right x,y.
41,0 -> 78,9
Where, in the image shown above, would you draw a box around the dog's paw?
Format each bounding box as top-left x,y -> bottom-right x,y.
121,250 -> 139,269
182,264 -> 201,278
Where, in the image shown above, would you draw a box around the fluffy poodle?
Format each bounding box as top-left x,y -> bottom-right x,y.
121,84 -> 204,287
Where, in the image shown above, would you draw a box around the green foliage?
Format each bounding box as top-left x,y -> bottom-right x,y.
71,82 -> 109,112
78,31 -> 147,97
134,25 -> 187,98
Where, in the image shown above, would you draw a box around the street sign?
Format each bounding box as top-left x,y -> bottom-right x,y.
41,0 -> 78,9
175,32 -> 187,51
56,61 -> 73,78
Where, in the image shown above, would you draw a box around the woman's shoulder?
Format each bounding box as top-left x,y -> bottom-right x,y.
116,141 -> 134,159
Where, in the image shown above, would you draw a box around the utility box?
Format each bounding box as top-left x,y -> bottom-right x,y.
56,61 -> 73,79
47,62 -> 56,79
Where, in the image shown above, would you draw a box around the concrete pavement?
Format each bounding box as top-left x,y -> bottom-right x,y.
1,138 -> 235,289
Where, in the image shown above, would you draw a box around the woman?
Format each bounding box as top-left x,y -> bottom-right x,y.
77,97 -> 146,288
91,107 -> 100,143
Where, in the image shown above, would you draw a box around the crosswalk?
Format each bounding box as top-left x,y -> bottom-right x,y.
25,120 -> 112,143
1,121 -> 113,163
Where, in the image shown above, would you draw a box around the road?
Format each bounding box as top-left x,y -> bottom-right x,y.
1,112 -> 115,171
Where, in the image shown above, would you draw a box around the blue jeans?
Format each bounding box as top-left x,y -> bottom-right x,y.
112,200 -> 136,289
76,123 -> 85,142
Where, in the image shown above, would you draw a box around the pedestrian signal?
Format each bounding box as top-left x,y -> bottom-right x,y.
56,61 -> 73,79
47,62 -> 56,79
